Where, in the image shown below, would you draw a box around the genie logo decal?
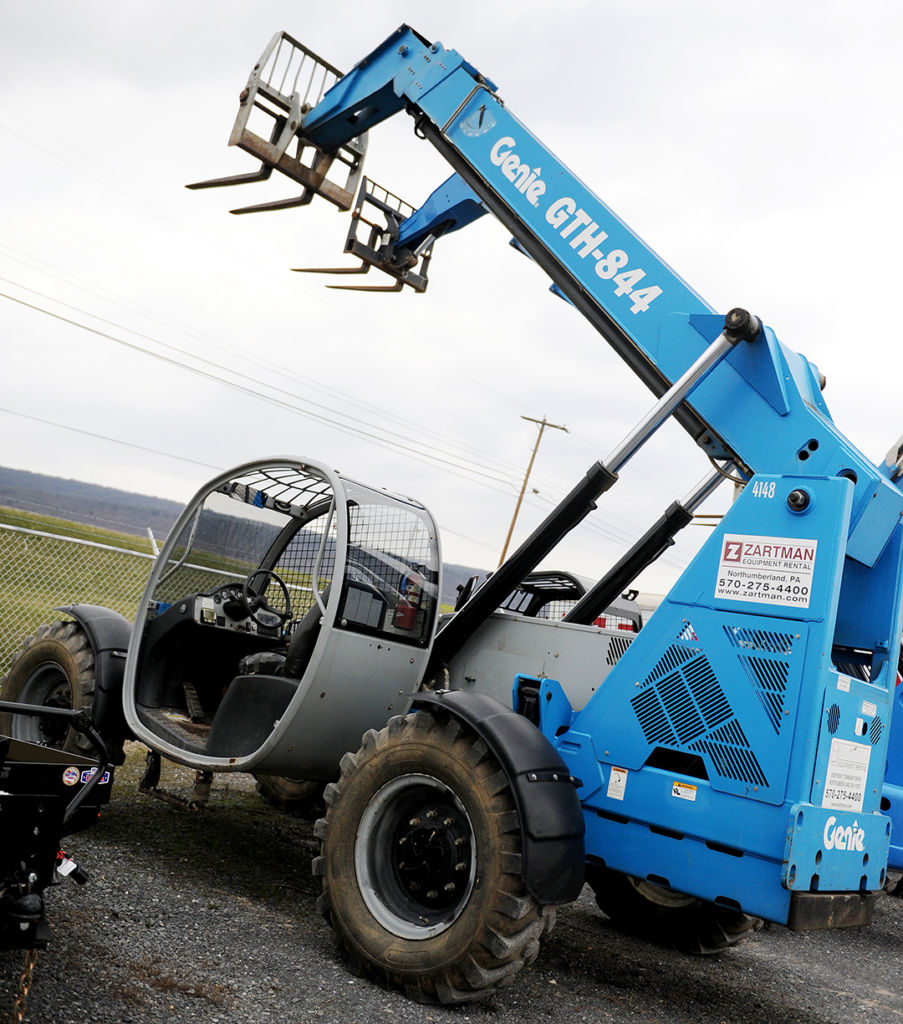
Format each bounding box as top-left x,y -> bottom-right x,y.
484,133 -> 664,314
490,137 -> 546,207
823,816 -> 865,853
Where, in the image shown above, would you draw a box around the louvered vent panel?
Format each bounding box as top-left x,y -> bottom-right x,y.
657,671 -> 705,743
647,642 -> 695,683
606,634 -> 634,666
632,632 -> 769,792
631,687 -> 677,745
676,621 -> 698,642
684,657 -> 732,729
740,655 -> 789,734
690,720 -> 768,788
723,624 -> 795,656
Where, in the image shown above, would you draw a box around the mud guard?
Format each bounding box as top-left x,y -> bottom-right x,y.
412,690 -> 585,905
58,603 -> 132,762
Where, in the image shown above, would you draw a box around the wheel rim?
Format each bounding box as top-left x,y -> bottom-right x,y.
13,663 -> 74,746
628,877 -> 698,910
355,773 -> 476,940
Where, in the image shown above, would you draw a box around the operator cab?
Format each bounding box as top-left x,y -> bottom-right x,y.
123,458 -> 441,777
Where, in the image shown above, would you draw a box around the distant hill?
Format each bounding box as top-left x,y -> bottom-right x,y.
0,466 -> 485,607
0,466 -> 183,540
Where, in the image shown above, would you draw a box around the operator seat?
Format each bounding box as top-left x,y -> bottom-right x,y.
236,588 -> 330,680
208,590 -> 331,759
282,587 -> 330,679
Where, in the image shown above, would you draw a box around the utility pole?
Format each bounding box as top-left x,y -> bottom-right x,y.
498,415 -> 568,566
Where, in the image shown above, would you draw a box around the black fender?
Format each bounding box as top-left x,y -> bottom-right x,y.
413,689 -> 585,905
58,603 -> 133,761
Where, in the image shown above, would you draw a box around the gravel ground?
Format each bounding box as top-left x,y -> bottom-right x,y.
2,743 -> 902,1024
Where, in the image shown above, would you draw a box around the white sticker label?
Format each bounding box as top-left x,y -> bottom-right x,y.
671,780 -> 698,802
715,534 -> 817,608
607,766 -> 628,801
862,701 -> 877,718
822,738 -> 871,812
837,675 -> 851,692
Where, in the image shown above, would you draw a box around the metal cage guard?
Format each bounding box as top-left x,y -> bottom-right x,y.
187,32 -> 367,213
293,178 -> 433,291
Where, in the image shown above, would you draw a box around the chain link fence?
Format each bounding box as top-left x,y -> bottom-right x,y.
0,523 -> 155,671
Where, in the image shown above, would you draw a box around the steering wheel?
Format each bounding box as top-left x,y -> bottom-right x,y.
241,569 -> 292,628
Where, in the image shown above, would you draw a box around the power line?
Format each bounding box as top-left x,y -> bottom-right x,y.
0,406 -> 220,471
0,244 -> 537,483
0,286 -> 528,492
0,262 -> 551,491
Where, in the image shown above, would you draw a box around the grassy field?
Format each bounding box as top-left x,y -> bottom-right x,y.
0,505 -> 159,554
0,506 -> 153,669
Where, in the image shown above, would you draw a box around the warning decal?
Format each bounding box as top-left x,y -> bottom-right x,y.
715,533 -> 817,608
606,766 -> 628,801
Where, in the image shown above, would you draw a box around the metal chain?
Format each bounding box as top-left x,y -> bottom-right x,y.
10,948 -> 37,1024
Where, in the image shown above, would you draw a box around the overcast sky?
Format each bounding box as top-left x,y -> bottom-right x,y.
2,1 -> 901,597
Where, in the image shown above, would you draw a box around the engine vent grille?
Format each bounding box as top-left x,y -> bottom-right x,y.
739,655 -> 789,734
870,717 -> 884,745
631,643 -> 767,789
632,685 -> 677,746
690,720 -> 768,788
646,641 -> 695,683
630,620 -> 781,792
606,634 -> 634,666
723,625 -> 796,656
826,703 -> 841,735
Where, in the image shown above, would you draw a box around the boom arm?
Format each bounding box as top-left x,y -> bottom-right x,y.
203,25 -> 902,575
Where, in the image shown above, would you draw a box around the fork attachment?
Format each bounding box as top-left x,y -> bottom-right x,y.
294,178 -> 433,292
187,32 -> 367,213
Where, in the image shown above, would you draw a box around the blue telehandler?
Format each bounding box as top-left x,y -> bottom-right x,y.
5,25 -> 903,1006
187,26 -> 903,1002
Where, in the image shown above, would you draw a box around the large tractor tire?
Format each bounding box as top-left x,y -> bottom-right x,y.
586,864 -> 761,954
313,710 -> 555,1004
0,620 -> 98,756
253,774 -> 326,820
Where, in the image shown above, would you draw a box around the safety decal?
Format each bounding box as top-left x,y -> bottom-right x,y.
671,780 -> 697,802
715,534 -> 817,608
606,766 -> 628,801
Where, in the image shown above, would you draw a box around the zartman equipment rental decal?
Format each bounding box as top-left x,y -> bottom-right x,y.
715,534 -> 817,608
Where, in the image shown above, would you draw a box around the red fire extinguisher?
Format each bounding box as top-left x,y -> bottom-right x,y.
394,569 -> 425,630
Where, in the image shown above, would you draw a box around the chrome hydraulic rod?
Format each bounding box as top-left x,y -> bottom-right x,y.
604,313 -> 756,474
